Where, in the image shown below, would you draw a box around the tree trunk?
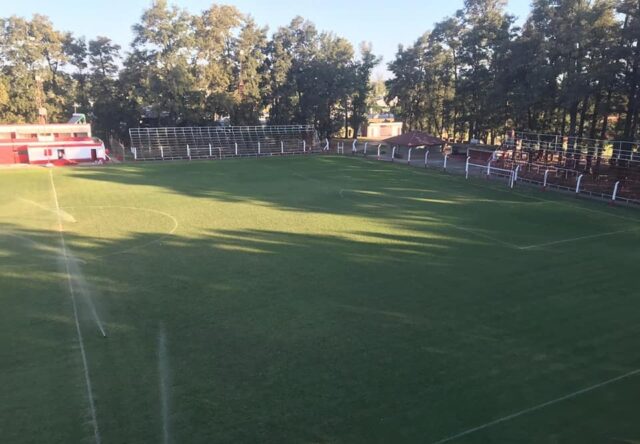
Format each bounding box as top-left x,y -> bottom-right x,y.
568,102 -> 579,137
589,92 -> 602,140
344,98 -> 349,138
586,92 -> 602,172
577,94 -> 589,139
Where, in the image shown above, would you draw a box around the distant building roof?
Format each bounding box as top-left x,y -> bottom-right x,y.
68,113 -> 87,124
384,131 -> 446,147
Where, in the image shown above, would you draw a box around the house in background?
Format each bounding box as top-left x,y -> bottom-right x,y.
361,113 -> 403,139
0,114 -> 106,165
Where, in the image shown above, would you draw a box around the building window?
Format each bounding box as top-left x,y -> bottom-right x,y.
44,149 -> 52,156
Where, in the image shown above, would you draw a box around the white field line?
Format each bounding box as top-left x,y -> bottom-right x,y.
539,196 -> 640,224
60,206 -> 179,259
158,325 -> 171,444
19,197 -> 77,222
451,225 -> 520,249
432,367 -> 640,444
518,228 -> 640,250
49,170 -> 101,444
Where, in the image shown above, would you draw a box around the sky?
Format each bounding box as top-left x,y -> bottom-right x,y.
6,0 -> 532,78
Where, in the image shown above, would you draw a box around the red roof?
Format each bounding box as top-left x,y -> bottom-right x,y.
384,131 -> 445,147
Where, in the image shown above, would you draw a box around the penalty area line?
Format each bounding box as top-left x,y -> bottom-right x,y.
451,224 -> 520,249
49,170 -> 102,444
431,367 -> 640,444
518,228 -> 639,250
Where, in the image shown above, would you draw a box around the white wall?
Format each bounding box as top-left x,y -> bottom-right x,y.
28,145 -> 106,162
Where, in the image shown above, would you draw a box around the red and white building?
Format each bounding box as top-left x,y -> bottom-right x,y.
0,118 -> 106,165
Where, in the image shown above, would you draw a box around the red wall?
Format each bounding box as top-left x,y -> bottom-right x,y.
0,147 -> 16,164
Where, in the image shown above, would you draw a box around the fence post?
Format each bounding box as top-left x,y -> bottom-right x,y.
612,181 -> 620,201
303,140 -> 306,153
486,159 -> 492,176
443,153 -> 448,170
408,148 -> 412,164
465,156 -> 471,179
187,144 -> 191,160
352,139 -> 357,154
391,146 -> 396,162
258,141 -> 261,156
377,144 -> 381,159
325,138 -> 329,151
281,141 -> 284,154
132,147 -> 137,160
424,150 -> 429,167
513,165 -> 521,185
219,146 -> 222,159
364,142 -> 368,155
209,143 -> 212,157
235,142 -> 238,156
160,146 -> 164,159
575,174 -> 584,193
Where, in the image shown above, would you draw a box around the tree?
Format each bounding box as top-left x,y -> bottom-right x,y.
87,37 -> 124,137
456,0 -> 514,142
193,4 -> 243,123
618,0 -> 640,142
0,14 -> 73,123
386,32 -> 455,136
267,17 -> 319,125
129,0 -> 196,125
350,43 -> 381,137
65,36 -> 89,112
385,0 -> 640,148
231,17 -> 269,125
89,37 -> 121,79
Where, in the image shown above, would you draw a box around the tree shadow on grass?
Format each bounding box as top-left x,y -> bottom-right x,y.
65,156 -> 518,221
0,214 -> 525,444
4,156 -> 640,443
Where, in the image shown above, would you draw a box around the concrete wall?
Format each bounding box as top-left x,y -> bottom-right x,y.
28,145 -> 106,163
363,122 -> 403,139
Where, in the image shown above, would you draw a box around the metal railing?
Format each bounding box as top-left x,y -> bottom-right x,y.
129,125 -> 320,161
328,139 -> 640,206
505,131 -> 639,165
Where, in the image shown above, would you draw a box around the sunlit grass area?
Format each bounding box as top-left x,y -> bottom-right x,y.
1,156 -> 640,443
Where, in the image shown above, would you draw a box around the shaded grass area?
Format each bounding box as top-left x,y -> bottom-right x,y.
1,156 -> 639,443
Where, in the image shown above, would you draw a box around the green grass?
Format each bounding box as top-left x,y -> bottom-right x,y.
1,156 -> 639,444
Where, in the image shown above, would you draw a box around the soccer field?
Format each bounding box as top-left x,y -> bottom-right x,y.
1,155 -> 639,443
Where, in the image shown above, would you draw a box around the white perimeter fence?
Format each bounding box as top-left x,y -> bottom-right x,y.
327,140 -> 640,206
